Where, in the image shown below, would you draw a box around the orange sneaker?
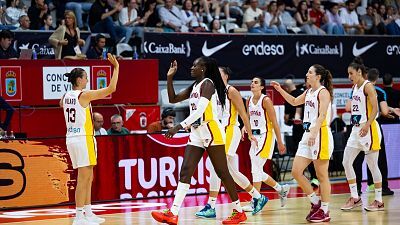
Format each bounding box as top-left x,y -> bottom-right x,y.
222,209 -> 247,224
151,209 -> 178,225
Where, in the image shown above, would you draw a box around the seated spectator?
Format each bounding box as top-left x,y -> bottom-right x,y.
326,3 -> 345,34
147,108 -> 176,133
159,0 -> 188,32
384,5 -> 400,35
0,29 -> 18,59
118,0 -> 144,46
65,0 -> 93,30
89,0 -> 126,44
209,18 -> 226,33
277,1 -> 299,32
86,33 -> 108,59
93,112 -> 107,135
49,10 -> 86,59
39,13 -> 54,30
201,0 -> 221,23
16,14 -> 30,30
264,1 -> 288,34
107,114 -> 130,135
181,0 -> 206,32
28,0 -> 49,30
361,4 -> 385,34
295,0 -> 323,34
140,0 -> 162,28
2,0 -> 27,29
0,95 -> 14,131
243,0 -> 265,33
309,0 -> 328,34
339,0 -> 364,34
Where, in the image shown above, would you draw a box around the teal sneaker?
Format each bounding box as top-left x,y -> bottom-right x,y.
195,204 -> 216,219
366,184 -> 375,193
252,195 -> 269,215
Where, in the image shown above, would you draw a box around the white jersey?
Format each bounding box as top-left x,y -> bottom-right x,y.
189,78 -> 221,125
351,80 -> 377,125
249,94 -> 271,134
63,90 -> 94,138
303,86 -> 331,129
221,85 -> 240,128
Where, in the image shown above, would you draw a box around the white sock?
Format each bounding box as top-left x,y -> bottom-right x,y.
307,192 -> 320,205
273,183 -> 282,192
321,202 -> 329,213
249,187 -> 261,199
375,188 -> 383,202
232,200 -> 242,212
349,183 -> 359,199
170,182 -> 190,215
84,205 -> 93,216
76,207 -> 84,219
208,196 -> 217,209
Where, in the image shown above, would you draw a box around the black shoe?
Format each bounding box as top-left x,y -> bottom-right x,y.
382,188 -> 394,196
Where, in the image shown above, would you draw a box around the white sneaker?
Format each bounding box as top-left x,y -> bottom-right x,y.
72,217 -> 98,225
86,214 -> 105,224
279,184 -> 290,207
242,201 -> 254,212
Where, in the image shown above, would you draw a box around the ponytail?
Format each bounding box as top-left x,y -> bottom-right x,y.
312,64 -> 333,100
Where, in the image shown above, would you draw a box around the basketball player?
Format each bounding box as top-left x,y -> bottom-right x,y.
341,58 -> 384,212
60,54 -> 119,225
195,67 -> 267,218
240,77 -> 290,212
151,58 -> 247,225
271,64 -> 334,222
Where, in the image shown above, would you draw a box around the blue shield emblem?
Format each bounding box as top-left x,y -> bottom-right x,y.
5,78 -> 17,97
97,77 -> 107,89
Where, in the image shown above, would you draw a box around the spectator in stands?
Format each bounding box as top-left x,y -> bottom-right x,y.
49,10 -> 86,59
181,0 -> 205,32
28,0 -> 50,30
340,0 -> 364,34
147,107 -> 176,133
201,0 -> 221,23
2,0 -> 27,29
209,18 -> 226,32
93,112 -> 107,135
384,5 -> 400,34
39,13 -> 54,30
277,1 -> 299,33
140,0 -> 162,28
119,0 -> 144,45
309,0 -> 329,34
0,95 -> 14,131
0,29 -> 18,59
159,0 -> 188,32
382,73 -> 400,123
361,4 -> 385,34
107,114 -> 130,135
243,0 -> 265,33
86,33 -> 107,59
89,0 -> 126,44
295,0 -> 322,34
65,0 -> 93,30
16,14 -> 30,30
326,3 -> 346,34
264,1 -> 288,34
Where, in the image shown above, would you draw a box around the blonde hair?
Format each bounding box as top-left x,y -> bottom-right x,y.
64,10 -> 77,30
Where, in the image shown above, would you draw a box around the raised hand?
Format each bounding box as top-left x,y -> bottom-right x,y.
270,81 -> 282,90
167,60 -> 178,77
107,53 -> 119,68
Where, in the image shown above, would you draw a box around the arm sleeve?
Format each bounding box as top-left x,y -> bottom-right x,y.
180,97 -> 210,128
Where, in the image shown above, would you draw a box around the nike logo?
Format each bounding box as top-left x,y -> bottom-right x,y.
352,42 -> 378,56
202,40 -> 232,56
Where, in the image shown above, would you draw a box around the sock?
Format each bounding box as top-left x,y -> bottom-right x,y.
84,205 -> 93,216
375,188 -> 382,202
321,202 -> 329,213
76,207 -> 84,219
349,183 -> 359,199
249,187 -> 261,199
307,192 -> 320,205
170,182 -> 190,215
232,200 -> 243,212
273,183 -> 282,192
208,197 -> 217,209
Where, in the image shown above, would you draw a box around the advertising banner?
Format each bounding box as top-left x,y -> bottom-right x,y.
143,33 -> 400,80
0,66 -> 22,101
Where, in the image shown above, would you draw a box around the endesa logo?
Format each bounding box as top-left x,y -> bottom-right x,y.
296,42 -> 343,57
242,41 -> 284,56
386,45 -> 400,55
143,41 -> 191,57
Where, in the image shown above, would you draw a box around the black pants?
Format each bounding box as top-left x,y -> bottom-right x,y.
0,97 -> 14,131
354,124 -> 389,193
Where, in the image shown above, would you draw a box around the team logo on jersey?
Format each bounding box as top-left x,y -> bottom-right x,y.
5,71 -> 17,97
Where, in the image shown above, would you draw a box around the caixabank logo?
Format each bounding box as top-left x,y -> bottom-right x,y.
0,149 -> 26,200
143,41 -> 191,57
296,42 -> 343,57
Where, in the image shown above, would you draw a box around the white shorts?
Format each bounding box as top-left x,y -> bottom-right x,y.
249,131 -> 276,160
296,126 -> 334,160
346,121 -> 382,152
225,125 -> 241,156
188,120 -> 225,148
66,135 -> 97,169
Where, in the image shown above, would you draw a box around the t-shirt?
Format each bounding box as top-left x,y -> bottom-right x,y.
0,47 -> 18,59
89,1 -> 113,30
107,127 -> 130,135
147,121 -> 162,133
309,9 -> 324,27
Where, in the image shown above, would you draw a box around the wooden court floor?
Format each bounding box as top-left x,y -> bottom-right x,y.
1,185 -> 399,225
